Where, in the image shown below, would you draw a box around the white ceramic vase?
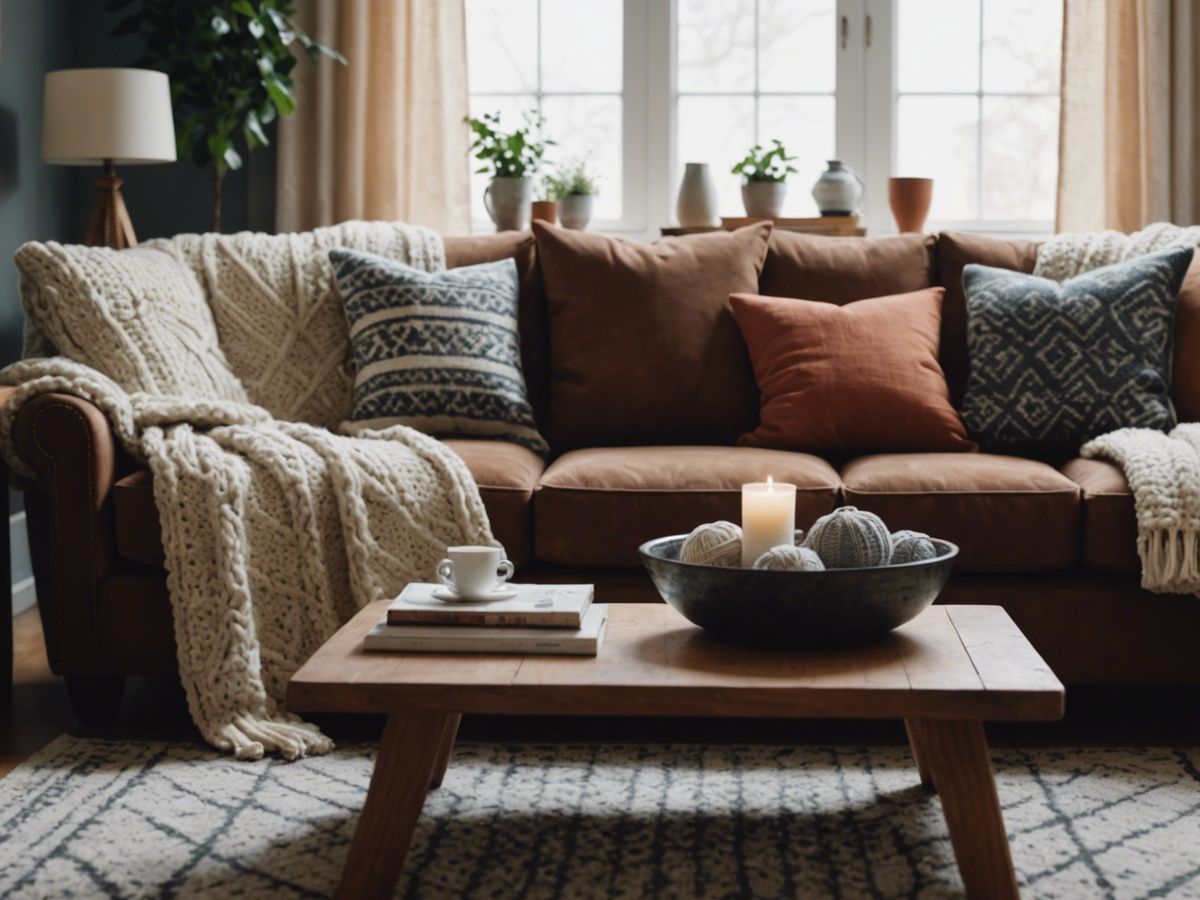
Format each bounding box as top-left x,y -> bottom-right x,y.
811,160 -> 864,216
559,193 -> 595,230
484,176 -> 534,231
741,181 -> 787,218
675,162 -> 720,228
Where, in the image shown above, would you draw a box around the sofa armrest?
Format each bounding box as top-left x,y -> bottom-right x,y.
9,390 -> 121,674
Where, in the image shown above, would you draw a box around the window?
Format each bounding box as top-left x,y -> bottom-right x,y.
465,0 -> 628,226
465,0 -> 1062,236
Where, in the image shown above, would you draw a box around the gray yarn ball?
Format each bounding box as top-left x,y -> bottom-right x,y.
680,520 -> 743,567
753,545 -> 826,571
890,529 -> 938,564
801,506 -> 892,568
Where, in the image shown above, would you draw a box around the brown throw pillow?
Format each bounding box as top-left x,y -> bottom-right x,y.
534,221 -> 772,449
760,231 -> 935,302
730,288 -> 975,454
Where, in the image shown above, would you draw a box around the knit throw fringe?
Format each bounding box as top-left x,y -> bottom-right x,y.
0,358 -> 493,760
1082,424 -> 1200,597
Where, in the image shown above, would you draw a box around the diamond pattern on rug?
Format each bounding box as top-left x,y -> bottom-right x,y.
0,737 -> 1198,898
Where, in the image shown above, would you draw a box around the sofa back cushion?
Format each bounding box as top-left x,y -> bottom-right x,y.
759,231 -> 936,302
934,232 -> 1039,404
444,231 -> 550,425
533,222 -> 772,449
14,242 -> 247,402
1173,256 -> 1200,421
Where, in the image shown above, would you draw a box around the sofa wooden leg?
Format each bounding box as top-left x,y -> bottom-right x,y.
65,675 -> 125,725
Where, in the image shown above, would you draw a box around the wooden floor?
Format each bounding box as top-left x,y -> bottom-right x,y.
3,606 -> 1199,779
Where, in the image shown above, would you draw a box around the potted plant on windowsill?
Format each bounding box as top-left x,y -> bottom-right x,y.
466,111 -> 550,232
732,139 -> 798,218
544,161 -> 600,231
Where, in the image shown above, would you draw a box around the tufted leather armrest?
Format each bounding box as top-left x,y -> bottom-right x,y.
8,390 -> 122,673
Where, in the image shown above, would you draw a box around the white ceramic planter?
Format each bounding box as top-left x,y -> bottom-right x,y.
484,176 -> 534,231
559,193 -> 595,230
676,162 -> 720,228
741,181 -> 787,218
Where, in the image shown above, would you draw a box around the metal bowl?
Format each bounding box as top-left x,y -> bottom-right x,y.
639,533 -> 958,645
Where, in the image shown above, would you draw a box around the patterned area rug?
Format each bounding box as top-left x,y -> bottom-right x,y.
0,737 -> 1197,898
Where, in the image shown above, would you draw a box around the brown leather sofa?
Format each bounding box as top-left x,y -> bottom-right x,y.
10,229 -> 1200,723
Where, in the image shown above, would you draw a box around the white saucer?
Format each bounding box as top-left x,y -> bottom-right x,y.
432,585 -> 519,604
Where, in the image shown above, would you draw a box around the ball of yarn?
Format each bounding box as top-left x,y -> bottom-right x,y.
890,529 -> 938,564
801,506 -> 892,568
753,545 -> 825,571
680,520 -> 743,567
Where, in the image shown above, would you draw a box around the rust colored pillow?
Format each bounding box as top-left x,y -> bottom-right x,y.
730,288 -> 976,454
534,221 -> 772,449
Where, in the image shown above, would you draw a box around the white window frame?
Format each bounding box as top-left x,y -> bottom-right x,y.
468,0 -> 650,234
467,0 -> 1059,239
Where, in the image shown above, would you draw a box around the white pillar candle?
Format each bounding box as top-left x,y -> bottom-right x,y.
741,477 -> 797,566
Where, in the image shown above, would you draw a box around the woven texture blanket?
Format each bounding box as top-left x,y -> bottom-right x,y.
1037,223 -> 1200,594
3,225 -> 493,759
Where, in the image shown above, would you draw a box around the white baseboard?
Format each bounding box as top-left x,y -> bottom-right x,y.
12,576 -> 36,616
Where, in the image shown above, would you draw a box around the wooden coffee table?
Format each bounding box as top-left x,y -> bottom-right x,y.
289,602 -> 1063,900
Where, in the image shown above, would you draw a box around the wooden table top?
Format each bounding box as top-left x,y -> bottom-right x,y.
288,602 -> 1064,722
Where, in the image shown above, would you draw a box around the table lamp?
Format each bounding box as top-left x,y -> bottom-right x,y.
42,68 -> 177,249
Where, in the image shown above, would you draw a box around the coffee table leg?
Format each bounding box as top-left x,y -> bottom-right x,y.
907,718 -> 1019,900
429,713 -> 461,789
904,719 -> 936,791
337,709 -> 452,900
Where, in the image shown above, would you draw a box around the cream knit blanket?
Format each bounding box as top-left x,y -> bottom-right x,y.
1037,223 -> 1200,594
3,227 -> 494,760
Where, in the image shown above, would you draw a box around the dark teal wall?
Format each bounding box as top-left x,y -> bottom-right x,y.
0,0 -> 72,367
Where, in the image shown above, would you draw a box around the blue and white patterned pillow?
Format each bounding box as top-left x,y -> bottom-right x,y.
960,246 -> 1193,452
330,249 -> 548,454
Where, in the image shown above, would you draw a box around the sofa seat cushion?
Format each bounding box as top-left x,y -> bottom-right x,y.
442,439 -> 544,566
841,453 -> 1080,572
112,439 -> 545,569
1060,458 -> 1140,574
535,446 -> 840,566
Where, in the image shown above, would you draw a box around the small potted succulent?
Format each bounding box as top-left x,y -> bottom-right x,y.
731,139 -> 798,218
543,160 -> 600,231
466,110 -> 551,231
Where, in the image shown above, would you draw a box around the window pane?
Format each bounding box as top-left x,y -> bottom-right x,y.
678,0 -> 756,93
541,0 -> 622,92
982,0 -> 1062,93
981,96 -> 1058,221
465,0 -> 537,94
541,95 -> 623,220
758,0 -> 836,93
897,0 -> 980,93
896,96 -> 979,221
677,96 -> 755,217
758,96 -> 835,216
468,95 -> 540,223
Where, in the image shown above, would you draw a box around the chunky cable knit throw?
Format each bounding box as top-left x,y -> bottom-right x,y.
3,225 -> 493,759
1037,223 -> 1200,595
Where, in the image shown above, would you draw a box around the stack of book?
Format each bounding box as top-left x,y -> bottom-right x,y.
364,583 -> 606,656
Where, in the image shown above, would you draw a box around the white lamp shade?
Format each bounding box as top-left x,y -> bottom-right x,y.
42,68 -> 177,166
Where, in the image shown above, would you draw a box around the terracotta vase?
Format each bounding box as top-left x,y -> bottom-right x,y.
531,200 -> 558,226
888,177 -> 934,233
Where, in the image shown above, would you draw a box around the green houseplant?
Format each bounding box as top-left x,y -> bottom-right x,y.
731,139 -> 798,218
543,160 -> 600,231
108,0 -> 345,231
466,111 -> 550,231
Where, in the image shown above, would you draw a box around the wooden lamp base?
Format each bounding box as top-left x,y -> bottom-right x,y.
86,159 -> 137,249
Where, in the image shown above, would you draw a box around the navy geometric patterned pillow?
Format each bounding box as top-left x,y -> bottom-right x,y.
960,246 -> 1194,453
330,249 -> 548,454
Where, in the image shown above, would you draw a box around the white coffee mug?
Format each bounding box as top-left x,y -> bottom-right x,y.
436,545 -> 514,597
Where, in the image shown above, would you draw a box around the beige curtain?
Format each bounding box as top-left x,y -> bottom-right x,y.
1057,0 -> 1200,232
276,0 -> 471,234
